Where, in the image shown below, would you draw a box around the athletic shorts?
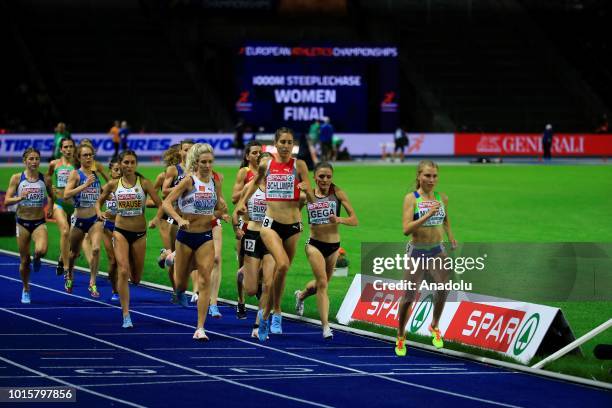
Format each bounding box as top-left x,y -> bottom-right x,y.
243,229 -> 268,259
262,216 -> 302,242
306,238 -> 340,258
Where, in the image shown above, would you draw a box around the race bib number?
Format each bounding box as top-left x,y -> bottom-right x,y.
262,216 -> 273,229
244,239 -> 256,252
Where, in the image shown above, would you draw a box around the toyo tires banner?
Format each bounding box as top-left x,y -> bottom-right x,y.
337,274 -> 576,364
455,133 -> 612,156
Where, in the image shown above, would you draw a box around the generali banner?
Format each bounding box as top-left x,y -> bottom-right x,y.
337,274 -> 568,364
455,133 -> 612,156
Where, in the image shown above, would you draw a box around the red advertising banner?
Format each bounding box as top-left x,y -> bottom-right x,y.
350,283 -> 419,328
444,302 -> 525,352
455,133 -> 612,156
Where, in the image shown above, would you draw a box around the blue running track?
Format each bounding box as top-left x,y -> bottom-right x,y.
0,252 -> 609,407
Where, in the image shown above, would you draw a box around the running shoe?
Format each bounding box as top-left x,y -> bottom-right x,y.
21,290 -> 31,304
122,314 -> 133,329
190,292 -> 199,303
257,310 -> 269,342
193,328 -> 209,341
294,290 -> 304,316
270,313 -> 282,334
429,325 -> 444,349
32,256 -> 41,273
236,303 -> 247,319
88,284 -> 100,298
251,324 -> 259,338
55,259 -> 63,276
110,292 -> 119,302
209,304 -> 222,318
395,336 -> 407,357
170,292 -> 178,304
322,326 -> 333,340
165,251 -> 175,268
177,291 -> 189,308
157,248 -> 167,269
64,277 -> 73,294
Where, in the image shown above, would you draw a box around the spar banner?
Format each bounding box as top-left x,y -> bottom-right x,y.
455,133 -> 612,156
337,274 -> 576,364
235,44 -> 399,132
0,133 -> 454,159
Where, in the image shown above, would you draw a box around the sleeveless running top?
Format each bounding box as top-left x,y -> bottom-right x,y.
179,175 -> 217,216
53,161 -> 74,189
74,170 -> 100,208
17,172 -> 46,208
244,167 -> 255,184
413,191 -> 445,227
172,164 -> 185,187
105,191 -> 118,216
307,185 -> 341,225
265,158 -> 299,202
115,177 -> 146,217
247,188 -> 267,222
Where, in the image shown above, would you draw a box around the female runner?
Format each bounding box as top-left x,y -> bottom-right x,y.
101,158 -> 121,301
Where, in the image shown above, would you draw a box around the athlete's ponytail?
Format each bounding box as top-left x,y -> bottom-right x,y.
414,160 -> 438,190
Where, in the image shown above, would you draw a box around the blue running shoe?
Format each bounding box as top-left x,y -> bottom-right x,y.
270,313 -> 283,334
257,310 -> 269,342
32,257 -> 41,273
122,314 -> 133,329
177,291 -> 189,308
21,290 -> 31,304
209,304 -> 222,318
110,292 -> 119,302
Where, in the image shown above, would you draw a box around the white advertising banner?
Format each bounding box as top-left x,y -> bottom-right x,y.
337,274 -> 570,364
0,132 -> 455,159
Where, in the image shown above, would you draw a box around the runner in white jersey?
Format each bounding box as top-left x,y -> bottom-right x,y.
4,148 -> 53,304
96,150 -> 163,328
294,162 -> 358,338
100,158 -> 121,302
395,160 -> 457,357
163,143 -> 228,340
233,152 -> 275,338
64,143 -> 103,297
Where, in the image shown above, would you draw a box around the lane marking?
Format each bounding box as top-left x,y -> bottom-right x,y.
145,347 -> 257,351
189,356 -> 265,359
0,356 -> 147,408
41,357 -> 115,360
0,274 -> 523,408
0,308 -> 332,408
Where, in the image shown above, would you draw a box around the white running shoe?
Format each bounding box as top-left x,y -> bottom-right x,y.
323,326 -> 333,339
294,290 -> 304,316
190,293 -> 199,303
251,327 -> 259,338
193,328 -> 209,341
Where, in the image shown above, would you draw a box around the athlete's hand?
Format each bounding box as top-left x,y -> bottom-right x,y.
297,182 -> 307,192
425,202 -> 441,218
235,228 -> 245,240
148,218 -> 157,229
96,209 -> 107,222
236,201 -> 247,215
84,174 -> 96,187
221,214 -> 231,223
449,238 -> 458,250
178,218 -> 190,230
329,214 -> 340,224
46,206 -> 54,219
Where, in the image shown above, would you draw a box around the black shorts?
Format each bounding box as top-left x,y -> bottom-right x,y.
114,227 -> 146,245
307,238 -> 340,258
16,217 -> 46,235
242,229 -> 268,259
262,216 -> 302,242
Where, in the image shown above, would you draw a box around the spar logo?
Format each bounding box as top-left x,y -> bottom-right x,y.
513,313 -> 540,356
409,294 -> 433,333
445,302 -> 526,352
351,283 -> 421,328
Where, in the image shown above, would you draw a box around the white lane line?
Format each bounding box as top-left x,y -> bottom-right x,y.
339,355 -> 404,358
229,332 -> 322,335
196,364 -> 318,368
0,274 -> 522,408
0,308 -> 332,408
0,333 -> 67,336
189,356 -> 264,360
145,347 -> 257,351
7,306 -> 112,310
79,371 -> 517,388
41,357 -> 115,360
0,356 -> 147,408
96,332 -> 192,336
1,348 -> 116,351
0,263 -> 20,265
350,363 -> 465,366
285,346 -> 389,350
40,366 -> 165,369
